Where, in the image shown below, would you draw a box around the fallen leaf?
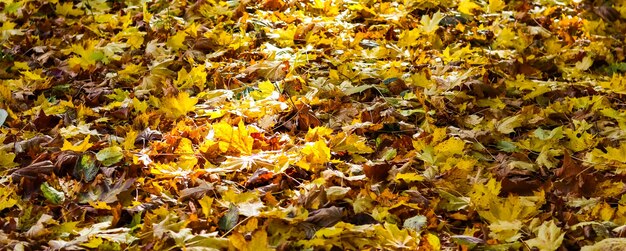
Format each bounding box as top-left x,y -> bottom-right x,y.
219,203 -> 240,232
305,206 -> 344,228
61,135 -> 94,153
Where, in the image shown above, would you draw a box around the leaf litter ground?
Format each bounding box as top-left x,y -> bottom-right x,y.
2,0 -> 626,250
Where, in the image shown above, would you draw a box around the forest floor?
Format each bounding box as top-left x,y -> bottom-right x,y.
2,0 -> 626,250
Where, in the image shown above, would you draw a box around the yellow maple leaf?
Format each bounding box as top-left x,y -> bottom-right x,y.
159,92 -> 198,119
493,27 -> 516,49
478,192 -> 545,242
375,222 -> 418,249
1,21 -> 24,41
0,185 -> 18,210
469,178 -> 501,209
61,135 -> 94,152
118,63 -> 146,81
497,114 -> 523,134
174,65 -> 207,90
397,29 -> 420,48
395,173 -> 424,182
591,144 -> 626,168
594,202 -> 615,221
212,120 -> 254,155
66,40 -> 105,71
167,30 -> 187,51
430,126 -> 448,144
150,162 -> 193,177
600,74 -> 626,94
458,0 -> 482,15
111,26 -> 146,49
122,130 -> 138,150
55,2 -> 84,16
425,233 -> 441,250
273,24 -> 297,47
230,230 -> 273,251
479,194 -> 544,223
297,140 -> 331,170
12,61 -> 29,71
250,81 -> 276,100
487,0 -> 505,13
175,138 -> 198,170
0,149 -> 17,168
185,22 -> 202,37
132,97 -> 148,114
434,137 -> 465,160
564,129 -> 595,152
88,201 -> 112,210
330,132 -> 374,154
21,70 -> 47,81
305,126 -> 333,141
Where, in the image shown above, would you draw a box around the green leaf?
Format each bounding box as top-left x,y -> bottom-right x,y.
533,127 -> 563,141
437,190 -> 469,211
497,141 -> 518,153
96,145 -> 123,166
380,148 -> 397,161
74,153 -> 99,182
343,84 -> 376,96
451,235 -> 484,248
403,215 -> 427,233
605,62 -> 626,75
218,203 -> 239,232
41,182 -> 65,205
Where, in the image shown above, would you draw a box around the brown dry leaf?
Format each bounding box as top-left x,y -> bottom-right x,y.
593,5 -> 621,22
554,152 -> 597,197
14,135 -> 53,155
10,160 -> 54,179
305,206 -> 344,228
363,162 -> 392,183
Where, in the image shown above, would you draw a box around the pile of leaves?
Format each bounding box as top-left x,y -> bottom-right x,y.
2,0 -> 626,249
